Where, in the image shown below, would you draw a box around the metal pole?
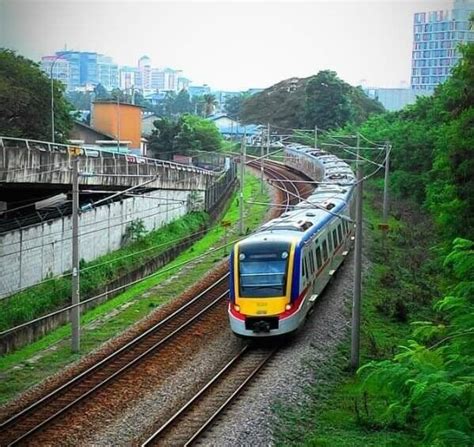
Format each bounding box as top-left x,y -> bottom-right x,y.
239,130 -> 246,235
266,123 -> 270,157
260,128 -> 265,193
116,95 -> 120,152
314,125 -> 318,149
351,134 -> 363,371
382,143 -> 391,223
50,60 -> 56,143
71,157 -> 80,353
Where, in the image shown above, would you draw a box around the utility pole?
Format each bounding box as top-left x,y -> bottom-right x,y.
239,130 -> 246,235
266,123 -> 270,157
351,134 -> 363,371
260,127 -> 265,193
314,125 -> 318,149
382,143 -> 391,224
116,95 -> 121,152
71,155 -> 80,353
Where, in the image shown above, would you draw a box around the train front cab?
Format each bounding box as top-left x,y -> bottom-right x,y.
229,238 -> 306,337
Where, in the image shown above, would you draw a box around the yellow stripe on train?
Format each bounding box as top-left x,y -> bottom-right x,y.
237,297 -> 288,316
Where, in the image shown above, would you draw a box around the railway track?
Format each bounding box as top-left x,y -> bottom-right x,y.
0,275 -> 229,446
141,344 -> 277,446
0,160 -> 312,446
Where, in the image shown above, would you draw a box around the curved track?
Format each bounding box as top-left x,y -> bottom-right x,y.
0,159 -> 313,446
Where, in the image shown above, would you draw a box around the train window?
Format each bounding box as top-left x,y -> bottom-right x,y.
302,255 -> 306,277
333,229 -> 338,248
304,257 -> 310,279
328,233 -> 333,253
239,243 -> 290,297
315,247 -> 322,269
338,224 -> 343,242
322,240 -> 328,261
310,250 -> 315,272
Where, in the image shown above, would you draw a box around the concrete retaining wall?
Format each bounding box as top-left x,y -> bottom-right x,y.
0,178 -> 236,354
0,189 -> 203,298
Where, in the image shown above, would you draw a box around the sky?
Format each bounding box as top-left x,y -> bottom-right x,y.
0,0 -> 452,91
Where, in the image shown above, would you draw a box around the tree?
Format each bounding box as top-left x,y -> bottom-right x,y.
225,93 -> 251,119
0,49 -> 73,142
174,114 -> 222,153
94,83 -> 109,100
174,89 -> 192,114
304,70 -> 352,130
191,95 -> 205,116
147,114 -> 222,158
147,117 -> 180,159
203,94 -> 218,116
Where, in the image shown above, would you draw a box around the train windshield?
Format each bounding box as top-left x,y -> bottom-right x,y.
238,242 -> 290,297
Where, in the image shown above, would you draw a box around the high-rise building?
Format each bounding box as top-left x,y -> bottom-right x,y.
411,0 -> 474,90
41,50 -> 120,91
119,66 -> 138,90
40,56 -> 70,90
137,55 -> 152,92
97,55 -> 119,90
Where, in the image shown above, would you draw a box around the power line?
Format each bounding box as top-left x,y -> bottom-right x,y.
0,226 -> 210,300
0,204 -> 184,258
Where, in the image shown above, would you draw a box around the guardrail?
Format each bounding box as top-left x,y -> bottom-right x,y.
0,136 -> 214,175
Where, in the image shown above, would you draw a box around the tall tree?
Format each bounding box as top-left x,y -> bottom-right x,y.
225,93 -> 251,119
94,83 -> 109,100
304,70 -> 352,130
0,49 -> 73,142
174,89 -> 192,114
203,94 -> 218,116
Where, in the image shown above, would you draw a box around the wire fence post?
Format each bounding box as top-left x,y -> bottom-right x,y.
71,155 -> 80,353
314,125 -> 318,149
351,135 -> 363,372
239,131 -> 246,235
260,127 -> 265,193
382,143 -> 391,224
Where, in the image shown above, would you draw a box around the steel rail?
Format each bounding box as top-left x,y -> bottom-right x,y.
0,274 -> 230,446
142,345 -> 277,446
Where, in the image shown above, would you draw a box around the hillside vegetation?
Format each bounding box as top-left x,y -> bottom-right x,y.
240,70 -> 384,130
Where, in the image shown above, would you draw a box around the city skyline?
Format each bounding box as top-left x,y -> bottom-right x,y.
1,0 -> 453,91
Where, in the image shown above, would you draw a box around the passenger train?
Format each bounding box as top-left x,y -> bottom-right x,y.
228,144 -> 356,337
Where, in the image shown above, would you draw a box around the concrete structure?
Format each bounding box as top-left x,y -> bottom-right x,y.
0,188 -> 199,297
0,137 -> 214,192
411,0 -> 474,90
364,87 -> 434,111
92,101 -> 143,150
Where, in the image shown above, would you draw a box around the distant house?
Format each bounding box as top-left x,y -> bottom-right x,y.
208,114 -> 261,144
69,121 -> 115,145
142,113 -> 159,137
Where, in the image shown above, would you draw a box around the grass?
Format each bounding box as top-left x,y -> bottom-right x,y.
273,181 -> 440,446
0,212 -> 210,331
0,170 -> 269,405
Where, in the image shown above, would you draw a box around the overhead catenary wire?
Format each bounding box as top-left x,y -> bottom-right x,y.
0,226 -> 212,300
0,204 -> 185,258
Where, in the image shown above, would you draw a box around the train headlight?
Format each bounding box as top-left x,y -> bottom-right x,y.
234,304 -> 241,312
285,304 -> 292,311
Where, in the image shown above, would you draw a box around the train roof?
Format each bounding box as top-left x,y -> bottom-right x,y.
238,143 -> 355,248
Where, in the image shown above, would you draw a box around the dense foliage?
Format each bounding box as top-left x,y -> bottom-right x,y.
360,238 -> 474,446
0,49 -> 73,142
350,42 -> 474,445
240,70 -> 384,130
349,43 -> 474,241
147,114 -> 223,158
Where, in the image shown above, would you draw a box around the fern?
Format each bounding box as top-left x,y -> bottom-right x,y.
359,239 -> 474,446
